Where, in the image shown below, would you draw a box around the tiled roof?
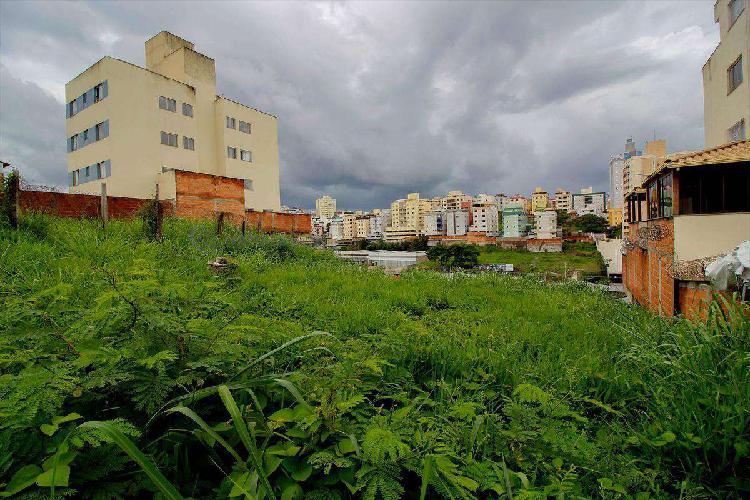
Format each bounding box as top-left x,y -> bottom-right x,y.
661,140 -> 750,168
641,141 -> 750,187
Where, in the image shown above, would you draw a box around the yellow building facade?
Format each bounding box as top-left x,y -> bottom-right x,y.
703,0 -> 749,147
315,195 -> 337,219
66,32 -> 280,211
531,187 -> 549,211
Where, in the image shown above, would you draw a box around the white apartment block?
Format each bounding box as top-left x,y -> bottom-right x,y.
444,191 -> 473,211
609,156 -> 624,209
572,189 -> 607,216
367,214 -> 387,239
423,211 -> 446,236
469,204 -> 500,235
445,209 -> 470,236
533,210 -> 558,239
328,219 -> 343,241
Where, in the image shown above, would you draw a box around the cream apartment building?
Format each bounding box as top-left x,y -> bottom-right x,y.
533,210 -> 558,239
622,140 -> 667,196
531,188 -> 549,211
316,195 -> 337,219
703,0 -> 749,147
552,188 -> 572,212
66,31 -> 280,211
469,203 -> 500,235
386,193 -> 431,240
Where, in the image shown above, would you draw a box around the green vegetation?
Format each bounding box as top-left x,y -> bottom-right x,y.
1,215 -> 749,498
426,244 -> 480,269
477,242 -> 606,276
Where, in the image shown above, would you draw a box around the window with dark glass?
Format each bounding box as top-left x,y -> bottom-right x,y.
730,0 -> 745,25
658,173 -> 673,218
647,182 -> 659,219
728,56 -> 743,93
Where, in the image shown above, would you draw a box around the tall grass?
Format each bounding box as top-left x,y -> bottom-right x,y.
0,214 -> 747,498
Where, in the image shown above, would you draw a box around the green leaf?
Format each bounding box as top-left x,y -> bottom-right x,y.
0,465 -> 42,497
229,471 -> 252,497
269,408 -> 295,423
230,332 -> 332,381
40,413 -> 82,436
267,441 -> 301,457
264,453 -> 283,475
282,456 -> 313,481
420,455 -> 433,500
281,483 -> 303,500
217,385 -> 276,500
35,466 -> 70,487
79,421 -> 184,500
42,450 -> 77,470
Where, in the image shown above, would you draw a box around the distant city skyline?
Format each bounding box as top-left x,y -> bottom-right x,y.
1,1 -> 718,210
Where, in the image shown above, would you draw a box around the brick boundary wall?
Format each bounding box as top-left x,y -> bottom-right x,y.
18,186 -> 310,235
622,219 -> 675,316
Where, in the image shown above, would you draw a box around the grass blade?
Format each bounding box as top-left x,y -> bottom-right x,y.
79,421 -> 183,500
217,385 -> 276,500
166,405 -> 244,464
420,454 -> 433,500
229,331 -> 332,381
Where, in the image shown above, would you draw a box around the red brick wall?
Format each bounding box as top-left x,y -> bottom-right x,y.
19,190 -> 164,219
623,218 -> 675,316
677,282 -> 712,321
18,171 -> 310,235
174,170 -> 246,221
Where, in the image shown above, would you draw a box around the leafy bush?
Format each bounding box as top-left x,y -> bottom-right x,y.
426,244 -> 479,269
0,215 -> 748,498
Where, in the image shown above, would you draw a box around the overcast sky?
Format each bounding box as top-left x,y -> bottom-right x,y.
0,1 -> 719,210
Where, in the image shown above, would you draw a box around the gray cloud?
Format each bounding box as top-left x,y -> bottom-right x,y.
0,0 -> 718,210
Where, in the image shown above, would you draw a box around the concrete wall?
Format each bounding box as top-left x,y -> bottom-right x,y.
673,213 -> 750,261
703,1 -> 749,147
596,238 -> 623,275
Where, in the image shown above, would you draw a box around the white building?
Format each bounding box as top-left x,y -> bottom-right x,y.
445,209 -> 470,236
367,213 -> 387,239
609,155 -> 624,209
469,203 -> 500,235
572,189 -> 607,216
533,210 -> 558,239
502,201 -> 528,238
328,218 -> 343,241
423,211 -> 446,236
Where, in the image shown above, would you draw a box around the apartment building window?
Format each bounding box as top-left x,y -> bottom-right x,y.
239,120 -> 251,134
182,103 -> 193,117
160,131 -> 178,147
244,179 -> 254,191
729,119 -> 746,142
97,162 -> 104,178
159,96 -> 177,112
227,146 -> 237,159
183,136 -> 195,150
240,149 -> 252,162
66,81 -> 107,119
73,170 -> 79,186
728,56 -> 743,94
730,0 -> 745,25
226,116 -> 236,129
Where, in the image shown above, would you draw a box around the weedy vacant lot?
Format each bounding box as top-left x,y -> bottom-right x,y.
1,215 -> 748,499
476,242 -> 606,277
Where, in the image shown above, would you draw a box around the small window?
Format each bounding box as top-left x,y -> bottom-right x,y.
95,122 -> 104,140
97,162 -> 103,179
227,146 -> 237,159
183,136 -> 195,150
226,116 -> 236,129
240,150 -> 252,162
182,103 -> 193,117
85,166 -> 90,177
161,131 -> 177,147
239,121 -> 251,134
94,84 -> 101,102
728,119 -> 746,142
73,170 -> 79,186
159,96 -> 176,112
244,179 -> 254,191
728,56 -> 743,94
730,0 -> 745,25
82,129 -> 88,142
82,92 -> 87,105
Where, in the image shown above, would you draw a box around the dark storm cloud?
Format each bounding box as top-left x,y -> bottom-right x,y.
0,1 -> 718,210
